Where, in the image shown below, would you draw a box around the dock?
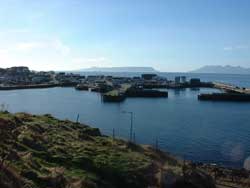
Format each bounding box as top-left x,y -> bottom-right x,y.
102,84 -> 168,102
126,88 -> 168,98
0,82 -> 79,90
102,90 -> 126,102
102,84 -> 131,102
198,93 -> 250,101
213,82 -> 250,94
197,82 -> 250,101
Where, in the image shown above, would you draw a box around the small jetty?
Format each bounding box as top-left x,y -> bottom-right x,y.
102,84 -> 131,102
213,82 -> 250,94
102,84 -> 168,102
126,88 -> 168,98
75,84 -> 89,91
198,82 -> 250,102
198,93 -> 250,101
76,83 -> 112,93
102,90 -> 126,102
0,84 -> 60,90
0,83 -> 79,90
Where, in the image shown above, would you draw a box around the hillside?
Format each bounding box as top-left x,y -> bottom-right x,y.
190,65 -> 250,74
1,111 -> 247,188
0,112 -> 182,188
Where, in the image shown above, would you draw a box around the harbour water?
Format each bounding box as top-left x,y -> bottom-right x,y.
0,73 -> 250,168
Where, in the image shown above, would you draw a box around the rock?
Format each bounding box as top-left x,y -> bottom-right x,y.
171,169 -> 216,188
39,174 -> 67,188
78,132 -> 94,141
0,118 -> 16,131
29,123 -> 46,134
82,127 -> 101,137
6,150 -> 20,161
21,170 -> 38,181
21,137 -> 46,151
0,166 -> 25,188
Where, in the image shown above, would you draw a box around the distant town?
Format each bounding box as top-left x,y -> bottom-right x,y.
0,66 -> 250,102
0,66 -> 204,88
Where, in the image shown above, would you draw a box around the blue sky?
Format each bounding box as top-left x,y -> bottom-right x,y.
0,0 -> 250,72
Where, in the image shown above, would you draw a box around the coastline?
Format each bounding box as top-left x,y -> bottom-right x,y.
2,81 -> 250,103
0,83 -> 77,90
0,111 -> 249,188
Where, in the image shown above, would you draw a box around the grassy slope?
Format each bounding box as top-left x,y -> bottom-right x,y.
0,112 -> 181,188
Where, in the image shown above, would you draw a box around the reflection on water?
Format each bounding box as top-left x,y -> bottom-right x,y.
190,88 -> 200,91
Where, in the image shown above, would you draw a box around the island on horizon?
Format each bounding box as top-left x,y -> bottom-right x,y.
75,66 -> 158,73
190,65 -> 250,75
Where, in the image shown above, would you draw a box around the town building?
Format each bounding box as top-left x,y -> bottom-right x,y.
141,74 -> 157,80
175,76 -> 181,84
181,76 -> 187,83
190,78 -> 201,86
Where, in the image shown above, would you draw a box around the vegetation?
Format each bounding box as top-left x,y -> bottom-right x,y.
0,111 -> 178,188
1,111 -> 247,188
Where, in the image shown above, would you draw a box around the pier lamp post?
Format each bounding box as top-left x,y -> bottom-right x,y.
122,111 -> 134,142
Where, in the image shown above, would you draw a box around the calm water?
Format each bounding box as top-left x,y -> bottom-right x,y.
1,73 -> 250,168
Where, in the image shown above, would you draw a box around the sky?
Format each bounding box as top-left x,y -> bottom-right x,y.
0,0 -> 250,72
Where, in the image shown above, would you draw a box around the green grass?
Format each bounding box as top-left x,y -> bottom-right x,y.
0,111 -> 180,188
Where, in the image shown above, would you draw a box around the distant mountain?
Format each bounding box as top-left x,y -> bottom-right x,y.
77,67 -> 157,72
190,65 -> 250,74
77,66 -> 158,72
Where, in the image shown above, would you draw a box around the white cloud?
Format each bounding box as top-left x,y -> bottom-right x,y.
0,28 -> 111,70
0,28 -> 30,35
223,47 -> 233,51
72,57 -> 108,63
224,45 -> 249,51
0,50 -> 18,68
15,42 -> 46,52
0,49 -> 9,54
52,39 -> 70,56
14,39 -> 70,56
0,37 -> 111,70
71,57 -> 110,68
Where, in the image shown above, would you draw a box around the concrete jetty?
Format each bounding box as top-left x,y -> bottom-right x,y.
198,93 -> 250,101
213,82 -> 250,94
102,84 -> 131,102
102,84 -> 168,102
102,90 -> 126,102
0,82 -> 79,90
198,82 -> 250,102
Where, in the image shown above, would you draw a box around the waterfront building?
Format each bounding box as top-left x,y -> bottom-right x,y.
87,75 -> 102,82
8,66 -> 30,74
181,76 -> 187,83
141,74 -> 157,80
58,72 -> 66,76
106,76 -> 113,81
190,78 -> 201,86
175,76 -> 181,84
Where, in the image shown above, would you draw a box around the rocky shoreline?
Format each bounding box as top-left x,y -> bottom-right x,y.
0,111 -> 249,188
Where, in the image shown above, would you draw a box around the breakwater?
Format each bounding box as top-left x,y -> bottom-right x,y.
126,88 -> 168,98
143,82 -> 214,89
0,84 -> 60,90
102,88 -> 168,102
0,83 -> 78,90
198,93 -> 250,101
213,82 -> 250,94
102,93 -> 126,102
